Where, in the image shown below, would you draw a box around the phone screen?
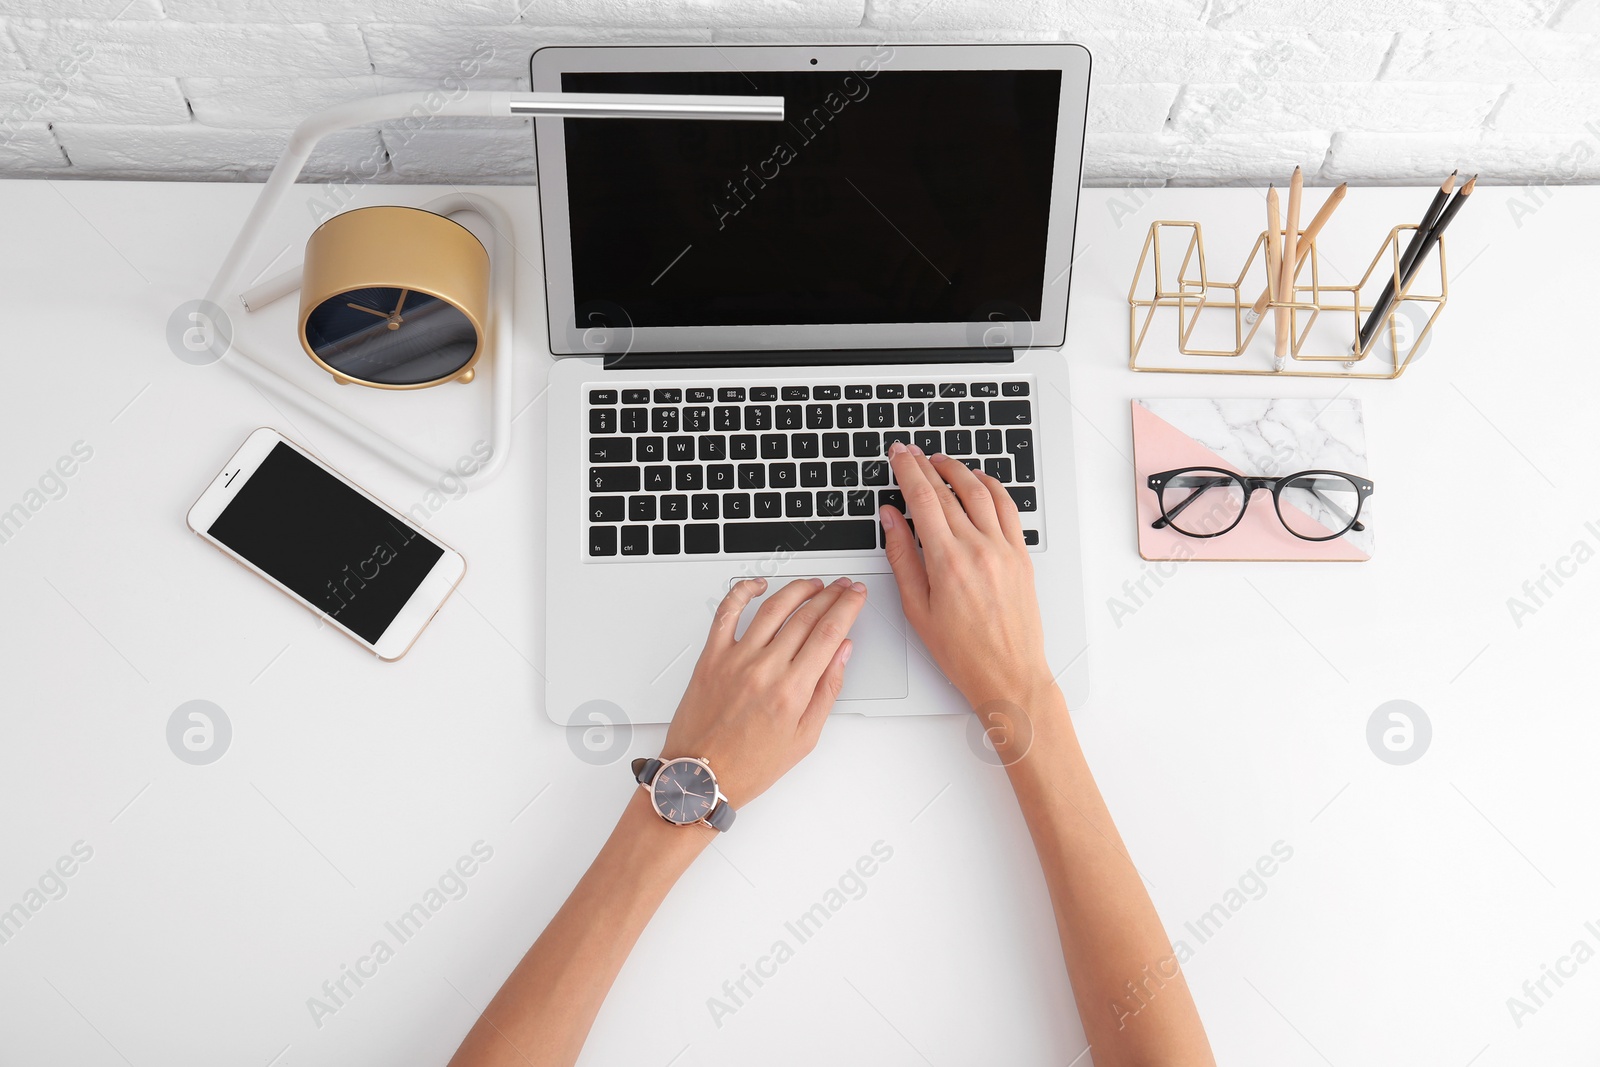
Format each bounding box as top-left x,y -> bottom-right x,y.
206,443 -> 445,643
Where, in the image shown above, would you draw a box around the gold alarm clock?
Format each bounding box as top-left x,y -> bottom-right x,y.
298,206 -> 490,388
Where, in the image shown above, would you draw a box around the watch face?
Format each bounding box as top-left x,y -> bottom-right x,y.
303,285 -> 478,386
650,759 -> 717,825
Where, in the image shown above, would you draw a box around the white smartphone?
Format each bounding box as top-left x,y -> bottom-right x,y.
186,428 -> 466,660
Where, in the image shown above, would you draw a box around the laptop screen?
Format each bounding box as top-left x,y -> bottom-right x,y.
559,69 -> 1063,332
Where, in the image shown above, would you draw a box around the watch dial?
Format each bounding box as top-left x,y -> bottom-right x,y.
651,759 -> 716,824
304,286 -> 477,386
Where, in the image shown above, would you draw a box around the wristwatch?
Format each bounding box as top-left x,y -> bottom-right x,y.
631,756 -> 737,832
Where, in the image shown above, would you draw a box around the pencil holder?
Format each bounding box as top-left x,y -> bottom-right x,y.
1127,220 -> 1448,378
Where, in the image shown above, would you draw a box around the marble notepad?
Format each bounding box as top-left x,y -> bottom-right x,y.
1132,398 -> 1373,562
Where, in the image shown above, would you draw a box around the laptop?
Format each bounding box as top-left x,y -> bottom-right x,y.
534,43 -> 1092,725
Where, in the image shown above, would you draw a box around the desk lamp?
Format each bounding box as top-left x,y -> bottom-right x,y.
201,90 -> 784,486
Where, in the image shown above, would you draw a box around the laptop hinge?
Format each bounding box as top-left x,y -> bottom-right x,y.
601,347 -> 1016,371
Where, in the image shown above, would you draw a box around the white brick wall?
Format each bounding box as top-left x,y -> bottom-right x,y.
1,0 -> 1597,186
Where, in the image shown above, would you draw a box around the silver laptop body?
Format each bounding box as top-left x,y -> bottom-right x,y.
535,43 -> 1092,725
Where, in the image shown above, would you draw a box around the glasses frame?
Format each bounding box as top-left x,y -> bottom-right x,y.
1146,466 -> 1374,542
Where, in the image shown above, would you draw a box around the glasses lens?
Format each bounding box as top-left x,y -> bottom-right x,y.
1158,470 -> 1245,536
1277,473 -> 1362,540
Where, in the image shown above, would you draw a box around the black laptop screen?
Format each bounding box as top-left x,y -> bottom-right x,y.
558,68 -> 1062,329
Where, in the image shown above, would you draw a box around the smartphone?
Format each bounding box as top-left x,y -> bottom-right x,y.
186,428 -> 466,660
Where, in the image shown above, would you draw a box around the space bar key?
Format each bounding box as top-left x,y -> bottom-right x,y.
723,520 -> 877,554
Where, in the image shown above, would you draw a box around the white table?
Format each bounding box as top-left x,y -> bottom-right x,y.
2,178 -> 1595,1067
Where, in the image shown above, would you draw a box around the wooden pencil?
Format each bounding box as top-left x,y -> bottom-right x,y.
1249,182 -> 1346,318
1277,165 -> 1304,362
1266,184 -> 1286,365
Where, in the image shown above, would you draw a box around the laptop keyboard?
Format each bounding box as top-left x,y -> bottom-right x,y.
586,379 -> 1040,557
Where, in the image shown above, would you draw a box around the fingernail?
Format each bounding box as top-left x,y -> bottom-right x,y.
909,444 -> 924,456
851,581 -> 867,593
833,576 -> 852,587
841,640 -> 854,665
810,577 -> 824,587
880,506 -> 896,528
888,441 -> 907,456
932,452 -> 949,462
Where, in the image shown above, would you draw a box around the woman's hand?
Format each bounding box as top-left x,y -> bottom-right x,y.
661,576 -> 867,808
880,443 -> 1054,709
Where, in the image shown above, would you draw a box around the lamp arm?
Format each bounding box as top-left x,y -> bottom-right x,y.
208,92 -> 503,308
207,89 -> 781,308
200,89 -> 782,487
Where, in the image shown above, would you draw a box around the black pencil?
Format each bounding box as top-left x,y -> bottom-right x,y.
1400,174 -> 1474,290
1400,169 -> 1457,278
1358,171 -> 1457,353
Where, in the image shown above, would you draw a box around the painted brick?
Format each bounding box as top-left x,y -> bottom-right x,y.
1084,130 -> 1331,184
361,22 -> 715,80
1384,31 -> 1600,82
0,0 -> 164,17
184,75 -> 384,129
864,0 -> 1207,31
1172,82 -> 1502,135
1328,131 -> 1600,181
1208,0 -> 1562,31
1551,0 -> 1600,29
1091,82 -> 1178,134
0,20 -> 23,72
1082,32 -> 1390,85
712,26 -> 1065,42
505,0 -> 866,27
165,0 -> 520,23
183,75 -> 527,129
0,72 -> 187,125
222,0 -> 870,29
7,19 -> 372,78
381,125 -> 534,181
1493,83 -> 1600,132
1473,133 -> 1600,181
0,121 -> 66,170
53,122 -> 385,180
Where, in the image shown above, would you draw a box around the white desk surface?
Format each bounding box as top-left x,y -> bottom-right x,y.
2,178 -> 1595,1067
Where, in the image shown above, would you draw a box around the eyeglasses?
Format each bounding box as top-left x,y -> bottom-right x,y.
1146,467 -> 1374,541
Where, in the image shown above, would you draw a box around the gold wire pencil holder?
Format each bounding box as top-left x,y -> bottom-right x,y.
1127,220 -> 1448,378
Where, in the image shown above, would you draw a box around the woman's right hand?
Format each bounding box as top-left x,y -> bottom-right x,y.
879,442 -> 1056,709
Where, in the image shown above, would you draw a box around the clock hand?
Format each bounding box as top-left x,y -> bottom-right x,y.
346,302 -> 391,318
392,288 -> 409,319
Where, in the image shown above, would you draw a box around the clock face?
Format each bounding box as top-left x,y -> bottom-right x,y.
650,759 -> 717,825
303,285 -> 478,386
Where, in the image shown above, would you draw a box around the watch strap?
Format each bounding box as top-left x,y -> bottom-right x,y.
631,757 -> 662,785
705,797 -> 737,833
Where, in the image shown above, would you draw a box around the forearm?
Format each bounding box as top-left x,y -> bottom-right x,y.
447,576 -> 860,1067
996,682 -> 1214,1067
449,790 -> 710,1067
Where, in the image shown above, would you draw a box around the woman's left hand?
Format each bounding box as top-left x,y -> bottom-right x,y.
661,576 -> 867,808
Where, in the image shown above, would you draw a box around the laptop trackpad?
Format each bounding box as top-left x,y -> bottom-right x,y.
730,574 -> 909,701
